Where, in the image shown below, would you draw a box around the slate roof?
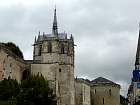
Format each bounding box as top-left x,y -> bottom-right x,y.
37,33 -> 67,42
91,77 -> 120,87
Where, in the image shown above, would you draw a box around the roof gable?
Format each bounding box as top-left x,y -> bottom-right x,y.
91,77 -> 119,86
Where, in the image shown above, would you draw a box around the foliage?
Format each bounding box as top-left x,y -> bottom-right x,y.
17,74 -> 56,105
2,42 -> 24,58
120,95 -> 128,105
8,96 -> 17,105
0,75 -> 56,105
0,78 -> 20,100
0,100 -> 9,105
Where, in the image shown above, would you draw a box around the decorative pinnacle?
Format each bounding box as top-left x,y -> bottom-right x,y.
52,6 -> 58,36
34,36 -> 36,43
38,31 -> 40,35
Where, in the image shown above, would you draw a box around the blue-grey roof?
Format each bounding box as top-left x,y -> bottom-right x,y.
91,77 -> 119,86
37,33 -> 67,42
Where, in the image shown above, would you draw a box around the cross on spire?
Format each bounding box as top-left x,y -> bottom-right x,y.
52,6 -> 58,36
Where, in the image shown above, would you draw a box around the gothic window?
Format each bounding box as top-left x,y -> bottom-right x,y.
48,42 -> 52,53
109,89 -> 111,96
67,43 -> 70,54
38,45 -> 42,56
103,98 -> 104,104
60,43 -> 65,54
59,68 -> 61,72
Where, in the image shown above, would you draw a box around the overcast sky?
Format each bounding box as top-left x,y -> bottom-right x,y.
0,0 -> 140,96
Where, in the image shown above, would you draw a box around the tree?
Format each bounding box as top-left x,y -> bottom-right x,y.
120,95 -> 128,105
8,96 -> 17,105
17,74 -> 56,105
0,79 -> 20,100
0,75 -> 56,105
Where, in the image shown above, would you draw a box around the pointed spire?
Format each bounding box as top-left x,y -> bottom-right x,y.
135,23 -> 140,70
70,34 -> 73,40
52,6 -> 58,36
37,31 -> 40,42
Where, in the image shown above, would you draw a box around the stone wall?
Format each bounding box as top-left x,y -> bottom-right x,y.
91,84 -> 120,105
75,79 -> 91,105
0,45 -> 27,82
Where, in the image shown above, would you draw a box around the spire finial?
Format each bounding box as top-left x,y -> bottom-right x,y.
52,6 -> 58,36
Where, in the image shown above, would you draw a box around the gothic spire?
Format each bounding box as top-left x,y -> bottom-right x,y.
135,24 -> 140,70
52,7 -> 58,36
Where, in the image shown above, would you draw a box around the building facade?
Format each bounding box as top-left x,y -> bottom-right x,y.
90,77 -> 120,105
75,78 -> 91,105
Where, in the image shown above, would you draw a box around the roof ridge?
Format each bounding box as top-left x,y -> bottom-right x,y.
91,77 -> 117,84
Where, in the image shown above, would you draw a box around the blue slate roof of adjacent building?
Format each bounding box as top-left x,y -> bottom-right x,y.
91,77 -> 120,87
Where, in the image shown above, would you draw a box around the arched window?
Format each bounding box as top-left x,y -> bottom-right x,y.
67,43 -> 70,54
109,89 -> 111,96
48,42 -> 52,53
103,98 -> 104,104
59,68 -> 61,72
61,43 -> 65,54
38,45 -> 42,56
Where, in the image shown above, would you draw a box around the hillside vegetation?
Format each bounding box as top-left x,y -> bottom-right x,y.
2,42 -> 24,58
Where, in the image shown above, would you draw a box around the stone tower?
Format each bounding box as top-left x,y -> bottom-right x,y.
31,8 -> 75,105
